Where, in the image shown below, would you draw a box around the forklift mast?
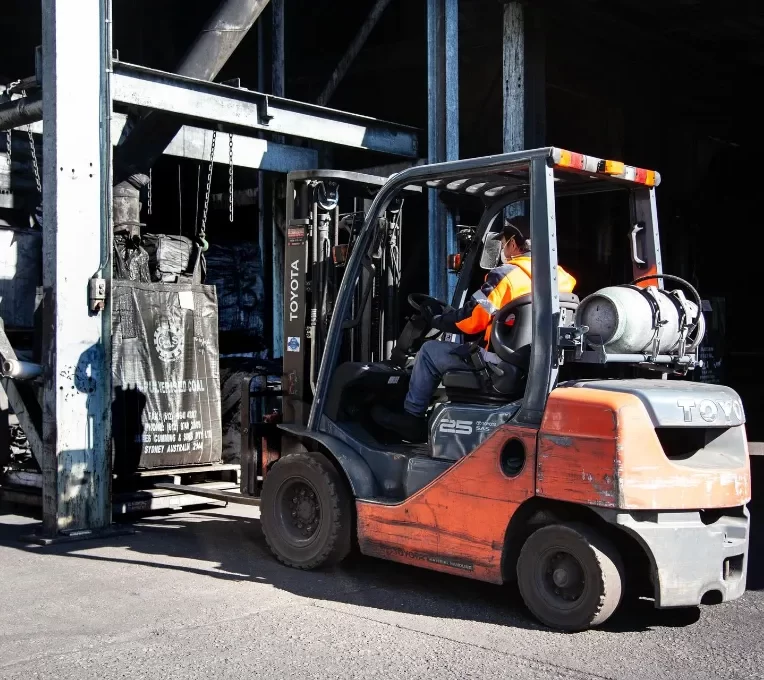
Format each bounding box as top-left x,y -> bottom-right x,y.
281,171 -> 415,426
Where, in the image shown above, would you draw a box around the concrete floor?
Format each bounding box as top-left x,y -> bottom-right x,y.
0,501 -> 762,680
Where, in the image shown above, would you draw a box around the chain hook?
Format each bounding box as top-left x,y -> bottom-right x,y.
199,129 -> 217,241
228,133 -> 234,223
21,90 -> 41,194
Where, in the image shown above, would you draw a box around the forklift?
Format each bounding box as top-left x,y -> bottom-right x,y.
235,150 -> 750,631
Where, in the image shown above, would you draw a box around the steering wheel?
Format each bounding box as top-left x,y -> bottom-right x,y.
389,294 -> 449,367
407,293 -> 448,315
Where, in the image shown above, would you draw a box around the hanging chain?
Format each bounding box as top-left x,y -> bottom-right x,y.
228,133 -> 234,223
4,80 -> 21,170
26,125 -> 41,194
199,129 -> 217,240
148,167 -> 153,215
20,90 -> 41,194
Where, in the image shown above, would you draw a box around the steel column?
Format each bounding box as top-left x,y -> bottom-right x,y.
257,0 -> 286,359
502,1 -> 524,219
40,0 -> 112,536
427,0 -> 459,301
444,0 -> 459,302
271,0 -> 285,358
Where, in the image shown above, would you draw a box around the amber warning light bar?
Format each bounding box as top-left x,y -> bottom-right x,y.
553,148 -> 660,187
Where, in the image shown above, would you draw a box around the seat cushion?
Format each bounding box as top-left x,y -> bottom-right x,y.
443,363 -> 525,405
442,370 -> 483,390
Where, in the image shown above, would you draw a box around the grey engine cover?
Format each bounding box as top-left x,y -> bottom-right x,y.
565,379 -> 745,427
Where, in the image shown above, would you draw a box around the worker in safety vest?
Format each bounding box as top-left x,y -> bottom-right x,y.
373,216 -> 576,442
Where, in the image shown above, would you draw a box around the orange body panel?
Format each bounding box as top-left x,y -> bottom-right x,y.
634,264 -> 660,288
356,426 -> 537,584
538,387 -> 751,509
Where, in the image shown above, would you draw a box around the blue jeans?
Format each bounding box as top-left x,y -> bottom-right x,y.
404,340 -> 499,416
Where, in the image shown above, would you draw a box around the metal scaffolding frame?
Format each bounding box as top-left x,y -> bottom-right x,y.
0,0 -> 426,539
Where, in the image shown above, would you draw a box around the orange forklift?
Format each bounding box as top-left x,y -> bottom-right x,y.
243,149 -> 751,631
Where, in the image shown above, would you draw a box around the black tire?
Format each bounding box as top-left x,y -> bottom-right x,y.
261,452 -> 353,570
517,522 -> 624,632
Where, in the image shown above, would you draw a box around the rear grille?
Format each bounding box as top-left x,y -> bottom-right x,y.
654,425 -> 747,468
655,427 -> 716,460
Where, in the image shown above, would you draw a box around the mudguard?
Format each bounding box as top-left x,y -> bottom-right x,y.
278,424 -> 379,499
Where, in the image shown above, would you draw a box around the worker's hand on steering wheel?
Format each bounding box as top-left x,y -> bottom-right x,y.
418,303 -> 436,327
408,294 -> 450,327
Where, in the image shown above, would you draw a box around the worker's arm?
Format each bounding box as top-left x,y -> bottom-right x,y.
430,265 -> 516,335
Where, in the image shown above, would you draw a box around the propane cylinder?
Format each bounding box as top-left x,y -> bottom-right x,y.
575,285 -> 700,355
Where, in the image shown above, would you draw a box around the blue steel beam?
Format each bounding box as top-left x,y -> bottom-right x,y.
427,0 -> 460,302
445,0 -> 460,302
271,0 -> 285,359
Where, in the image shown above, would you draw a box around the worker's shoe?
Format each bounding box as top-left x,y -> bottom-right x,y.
371,405 -> 428,443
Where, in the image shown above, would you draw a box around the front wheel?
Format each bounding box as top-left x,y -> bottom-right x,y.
261,452 -> 353,570
517,523 -> 624,631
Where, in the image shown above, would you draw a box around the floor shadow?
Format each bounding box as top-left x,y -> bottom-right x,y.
0,503 -> 727,635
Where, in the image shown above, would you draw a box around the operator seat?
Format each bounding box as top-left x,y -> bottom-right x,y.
441,293 -> 579,404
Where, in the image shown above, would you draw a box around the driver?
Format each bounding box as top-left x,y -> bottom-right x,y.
373,216 -> 576,442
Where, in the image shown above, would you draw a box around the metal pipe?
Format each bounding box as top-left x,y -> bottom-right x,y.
316,0 -> 393,107
176,0 -> 271,82
114,0 -> 269,190
0,93 -> 43,131
2,359 -> 43,380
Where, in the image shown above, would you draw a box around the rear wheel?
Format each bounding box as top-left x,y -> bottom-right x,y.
517,523 -> 624,631
261,452 -> 353,569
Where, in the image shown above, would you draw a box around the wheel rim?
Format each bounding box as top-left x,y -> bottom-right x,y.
535,547 -> 587,610
274,477 -> 322,548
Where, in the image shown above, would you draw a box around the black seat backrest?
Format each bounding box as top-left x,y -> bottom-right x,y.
491,293 -> 580,369
491,294 -> 533,368
506,300 -> 533,353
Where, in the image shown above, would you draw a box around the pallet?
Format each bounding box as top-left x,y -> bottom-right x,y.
112,480 -> 240,515
118,463 -> 240,485
153,482 -> 260,507
0,462 -> 243,515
